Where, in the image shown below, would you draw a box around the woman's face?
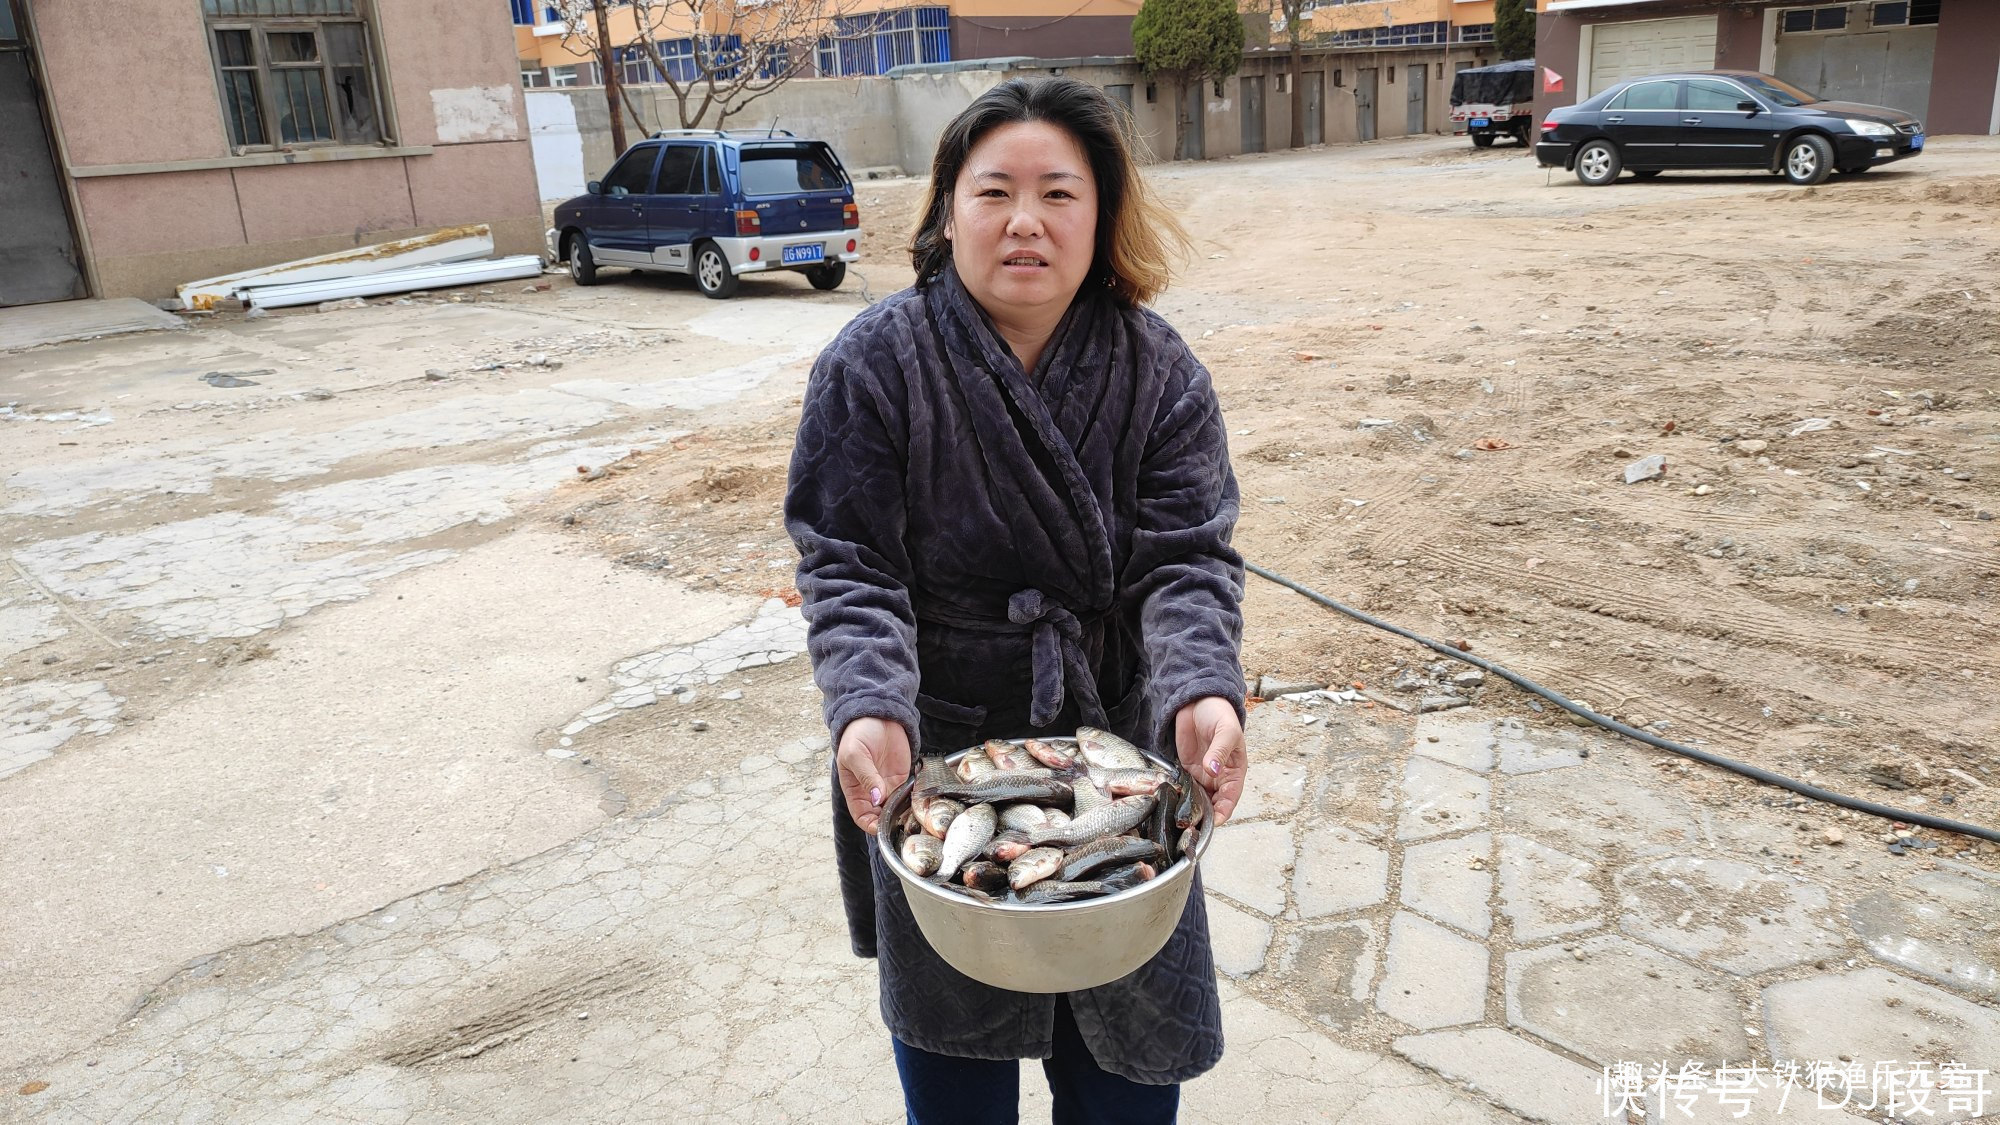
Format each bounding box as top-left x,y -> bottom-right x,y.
945,121 -> 1099,327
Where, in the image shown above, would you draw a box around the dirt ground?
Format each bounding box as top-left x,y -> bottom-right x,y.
560,132 -> 2000,860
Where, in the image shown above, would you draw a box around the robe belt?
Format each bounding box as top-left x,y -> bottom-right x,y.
913,589 -> 1110,730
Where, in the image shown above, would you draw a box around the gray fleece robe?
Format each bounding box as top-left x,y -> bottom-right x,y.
785,264 -> 1245,1084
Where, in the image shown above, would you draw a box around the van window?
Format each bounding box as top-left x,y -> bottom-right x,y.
739,146 -> 845,195
602,147 -> 660,196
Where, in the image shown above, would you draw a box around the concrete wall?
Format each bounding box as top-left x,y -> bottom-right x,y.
32,0 -> 542,299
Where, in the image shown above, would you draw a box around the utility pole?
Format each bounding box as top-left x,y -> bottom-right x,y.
593,0 -> 628,153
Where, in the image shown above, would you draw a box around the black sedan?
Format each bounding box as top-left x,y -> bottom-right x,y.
1536,70 -> 1924,186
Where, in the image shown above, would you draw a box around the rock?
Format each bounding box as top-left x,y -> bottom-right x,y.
719,690 -> 744,701
1823,827 -> 1843,845
526,353 -> 552,367
1390,670 -> 1430,693
1257,674 -> 1327,699
1733,439 -> 1768,456
1357,418 -> 1395,430
424,369 -> 448,381
1622,455 -> 1667,484
1868,760 -> 1930,790
300,388 -> 335,401
689,720 -> 710,732
1419,695 -> 1471,713
317,297 -> 367,312
1693,484 -> 1714,496
1466,324 -> 1486,333
1452,670 -> 1485,687
1294,351 -> 1323,362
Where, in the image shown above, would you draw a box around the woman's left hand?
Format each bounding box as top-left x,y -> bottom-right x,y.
1174,696 -> 1246,825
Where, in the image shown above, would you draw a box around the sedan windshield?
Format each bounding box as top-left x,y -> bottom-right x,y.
1736,74 -> 1819,107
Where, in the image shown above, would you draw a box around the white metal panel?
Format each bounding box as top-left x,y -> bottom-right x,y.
525,91 -> 589,202
1588,15 -> 1719,93
243,256 -> 545,310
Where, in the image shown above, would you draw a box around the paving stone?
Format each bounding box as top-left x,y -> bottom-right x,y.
1615,856 -> 1846,975
1294,825 -> 1390,919
1761,968 -> 2000,1125
1232,757 -> 1306,821
1500,759 -> 1705,862
1506,934 -> 1747,1067
1846,870 -> 2000,1001
1412,716 -> 1495,772
1377,911 -> 1487,1030
1275,919 -> 1379,1031
1394,1027 -> 1619,1123
1204,821 -> 1293,916
1397,756 -> 1489,842
1497,833 -> 1603,942
1494,718 -> 1585,775
1400,832 -> 1493,937
1208,898 -> 1274,977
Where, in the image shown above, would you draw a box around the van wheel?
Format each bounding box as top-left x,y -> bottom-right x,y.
806,261 -> 846,291
1574,140 -> 1621,186
566,232 -> 600,286
694,242 -> 738,299
1471,131 -> 1495,149
1783,134 -> 1834,185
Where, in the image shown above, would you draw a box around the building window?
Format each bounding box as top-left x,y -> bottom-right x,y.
1388,66 -> 1396,83
1276,73 -> 1288,93
619,45 -> 663,85
1332,68 -> 1342,87
816,7 -> 949,77
520,62 -> 550,88
510,0 -> 536,25
547,62 -> 601,87
203,0 -> 384,149
1145,82 -> 1156,103
1323,19 -> 1447,47
1910,0 -> 1939,23
1213,78 -> 1224,97
1781,6 -> 1849,32
1455,22 -> 1494,44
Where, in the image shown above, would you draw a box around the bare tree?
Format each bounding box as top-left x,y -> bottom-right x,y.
552,0 -> 865,135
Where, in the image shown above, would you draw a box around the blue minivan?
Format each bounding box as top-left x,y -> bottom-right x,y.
547,129 -> 862,299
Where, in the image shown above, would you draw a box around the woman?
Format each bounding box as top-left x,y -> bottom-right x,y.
786,77 -> 1247,1123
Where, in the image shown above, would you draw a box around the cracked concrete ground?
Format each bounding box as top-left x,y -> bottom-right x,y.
6,139 -> 1999,1122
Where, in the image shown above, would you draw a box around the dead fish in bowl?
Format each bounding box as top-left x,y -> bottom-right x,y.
1022,737 -> 1078,770
901,833 -> 943,877
1011,862 -> 1156,905
1076,727 -> 1149,771
1027,794 -> 1154,848
960,860 -> 1011,894
984,739 -> 1035,772
955,753 -> 998,781
938,801 -> 998,880
917,797 -> 963,839
935,773 -> 1073,807
1089,767 -> 1168,797
1059,835 -> 1164,883
1006,846 -> 1065,890
982,829 -> 1034,862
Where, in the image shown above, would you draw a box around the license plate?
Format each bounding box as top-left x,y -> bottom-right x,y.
1910,133 -> 1924,150
1470,117 -> 1490,129
782,243 -> 824,265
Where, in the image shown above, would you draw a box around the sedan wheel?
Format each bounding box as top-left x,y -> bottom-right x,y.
1783,134 -> 1834,186
1575,140 -> 1621,187
694,243 -> 739,299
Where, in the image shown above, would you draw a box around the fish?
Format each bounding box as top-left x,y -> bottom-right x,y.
1008,862 -> 1154,904
961,860 -> 1010,894
955,752 -> 998,781
1007,847 -> 1065,890
998,803 -> 1051,832
1175,772 -> 1205,831
1076,727 -> 1149,771
1146,775 -> 1179,853
1089,767 -> 1168,797
1058,835 -> 1163,883
933,774 -> 1073,807
933,880 -> 997,903
1044,809 -> 1072,829
900,833 -> 943,877
1022,738 -> 1078,770
918,797 -> 963,839
981,829 -> 1033,862
938,801 -> 997,880
984,739 -> 1032,771
1027,794 -> 1154,848
1096,862 -> 1156,893
1071,774 -> 1110,817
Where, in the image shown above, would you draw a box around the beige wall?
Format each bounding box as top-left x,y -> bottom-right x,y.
34,0 -> 541,300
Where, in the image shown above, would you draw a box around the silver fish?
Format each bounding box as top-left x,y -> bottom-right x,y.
998,804 -> 1051,832
1044,809 -> 1072,829
1028,794 -> 1154,848
1007,847 -> 1065,890
955,753 -> 998,781
1076,726 -> 1149,771
1071,775 -> 1110,817
939,801 -> 997,880
900,833 -> 943,877
919,797 -> 963,839
984,739 -> 1031,771
1088,767 -> 1167,797
1022,737 -> 1078,769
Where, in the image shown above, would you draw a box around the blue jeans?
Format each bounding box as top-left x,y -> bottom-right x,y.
891,998 -> 1181,1125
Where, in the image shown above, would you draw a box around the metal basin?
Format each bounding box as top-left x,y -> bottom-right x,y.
876,740 -> 1213,994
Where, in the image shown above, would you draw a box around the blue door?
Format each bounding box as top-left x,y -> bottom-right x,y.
590,144 -> 661,262
643,143 -> 704,271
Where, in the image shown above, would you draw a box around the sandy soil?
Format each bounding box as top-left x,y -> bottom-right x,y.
553,132 -> 2000,862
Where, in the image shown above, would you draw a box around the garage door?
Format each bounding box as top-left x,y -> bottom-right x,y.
1776,14 -> 1935,117
1588,15 -> 1718,95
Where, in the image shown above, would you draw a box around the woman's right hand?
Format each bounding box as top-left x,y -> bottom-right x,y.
836,717 -> 913,835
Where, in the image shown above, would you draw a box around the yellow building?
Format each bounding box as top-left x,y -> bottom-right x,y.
1299,0 -> 1497,47
511,0 -> 1144,87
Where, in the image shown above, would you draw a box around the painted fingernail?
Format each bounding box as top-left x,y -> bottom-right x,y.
870,786 -> 882,805
1207,759 -> 1221,776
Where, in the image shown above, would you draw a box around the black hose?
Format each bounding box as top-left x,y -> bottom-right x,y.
1245,560 -> 2000,845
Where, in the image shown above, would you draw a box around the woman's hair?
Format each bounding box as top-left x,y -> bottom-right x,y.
909,77 -> 1190,307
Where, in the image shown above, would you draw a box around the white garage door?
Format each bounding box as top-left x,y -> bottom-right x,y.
1588,15 -> 1719,94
